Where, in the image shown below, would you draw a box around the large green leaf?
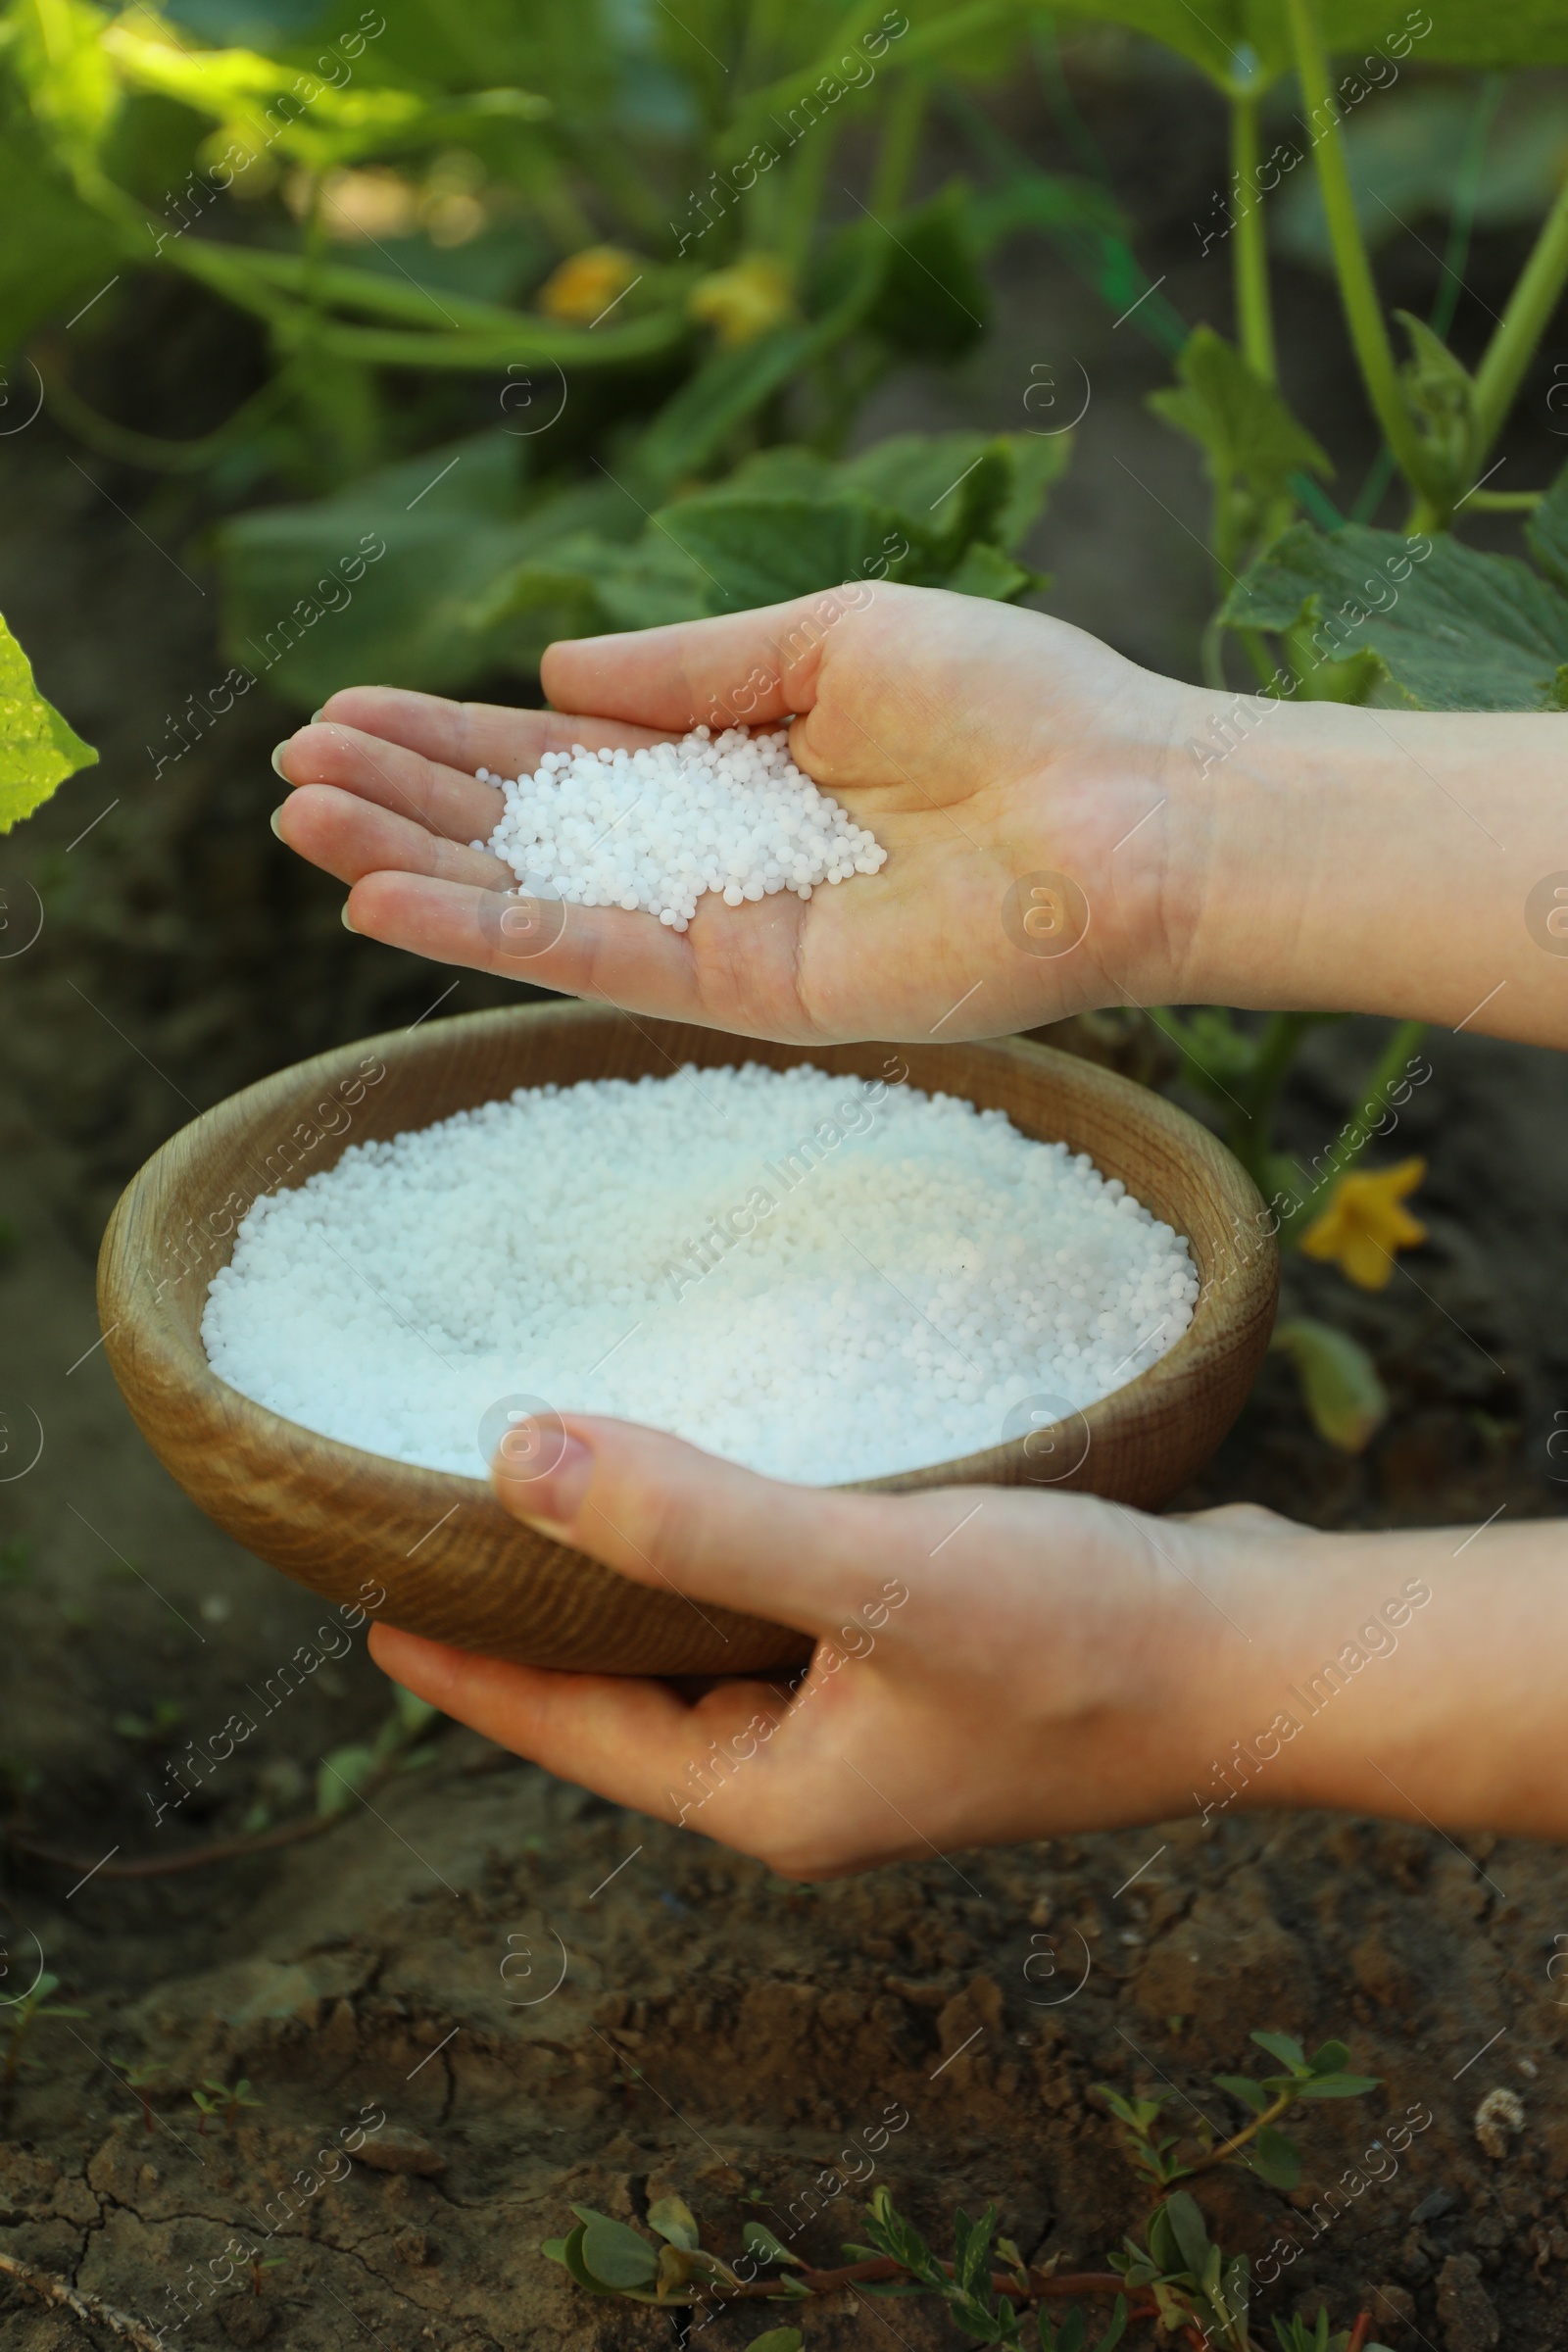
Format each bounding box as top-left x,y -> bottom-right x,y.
1223,519 -> 1568,710
0,612 -> 99,834
216,432 -> 633,701
656,490 -> 910,613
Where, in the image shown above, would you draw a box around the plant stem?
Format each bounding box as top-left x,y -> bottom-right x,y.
1180,2088 -> 1296,2179
1229,93 -> 1275,382
1284,0 -> 1428,501
1469,174 -> 1568,467
868,72 -> 929,220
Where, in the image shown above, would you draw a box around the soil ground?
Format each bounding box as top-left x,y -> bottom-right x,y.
2,49 -> 1568,2352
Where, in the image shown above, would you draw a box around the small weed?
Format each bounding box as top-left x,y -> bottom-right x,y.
3,1974 -> 88,2098
543,2022 -> 1393,2348
191,2075 -> 264,2133
113,1700 -> 184,1751
122,2061 -> 166,2132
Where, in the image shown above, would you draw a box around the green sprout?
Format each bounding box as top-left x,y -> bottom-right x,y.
112,1699 -> 184,1749
1099,2029 -> 1380,2194
122,2060 -> 166,2132
193,2075 -> 264,2132
3,1973 -> 88,2097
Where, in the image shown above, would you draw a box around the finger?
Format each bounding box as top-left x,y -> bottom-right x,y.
491,1412 -> 916,1639
278,784 -> 515,891
368,1624 -> 798,1829
540,590 -> 871,732
275,719 -> 505,845
317,687 -> 674,776
340,867 -> 820,1040
341,870 -> 711,1011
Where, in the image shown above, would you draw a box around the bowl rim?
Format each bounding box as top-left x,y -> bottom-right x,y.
100,999 -> 1278,1499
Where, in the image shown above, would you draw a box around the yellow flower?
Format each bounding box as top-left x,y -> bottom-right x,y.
1298,1156 -> 1427,1291
537,245 -> 641,324
688,254 -> 795,346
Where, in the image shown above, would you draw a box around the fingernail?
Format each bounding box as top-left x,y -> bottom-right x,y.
269,806 -> 286,840
498,1430 -> 594,1530
270,741 -> 292,780
311,707 -> 326,722
341,902 -> 357,932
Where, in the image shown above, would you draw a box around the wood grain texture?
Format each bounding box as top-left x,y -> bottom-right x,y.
97,1003 -> 1278,1675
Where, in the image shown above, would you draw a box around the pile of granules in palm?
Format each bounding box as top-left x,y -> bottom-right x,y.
201,1064 -> 1198,1485
475,723 -> 886,929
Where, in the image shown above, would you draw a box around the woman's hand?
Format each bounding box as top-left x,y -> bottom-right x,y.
271,584 -> 1206,1045
369,1414 -> 1568,1864
367,1414 -> 1286,1877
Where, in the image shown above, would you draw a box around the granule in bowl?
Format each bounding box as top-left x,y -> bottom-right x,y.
477,724 -> 887,929
201,1065 -> 1200,1486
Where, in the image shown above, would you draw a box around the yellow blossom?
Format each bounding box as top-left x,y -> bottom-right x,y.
537,245 -> 641,324
688,254 -> 795,346
1298,1156 -> 1427,1291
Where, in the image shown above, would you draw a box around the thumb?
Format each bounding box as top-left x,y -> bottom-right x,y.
540,588 -> 870,734
491,1412 -> 909,1640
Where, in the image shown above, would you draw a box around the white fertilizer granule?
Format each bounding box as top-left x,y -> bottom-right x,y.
202,1065 -> 1199,1485
477,724 -> 887,930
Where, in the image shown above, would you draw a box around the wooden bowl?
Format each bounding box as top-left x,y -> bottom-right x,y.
98,1004 -> 1277,1676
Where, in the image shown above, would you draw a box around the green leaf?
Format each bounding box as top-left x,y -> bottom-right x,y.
1526,464 -> 1568,596
864,182 -> 989,360
561,2223 -> 618,2297
1224,519 -> 1568,710
1212,2073 -> 1271,2115
1150,326 -> 1329,567
540,2236 -> 569,2266
1162,2192 -> 1211,2279
743,2221 -> 805,2267
0,612 -> 99,835
953,2204 -> 997,2297
573,2210 -> 661,2290
316,1742 -> 375,1817
744,2332 -> 805,2352
634,325 -> 816,494
389,1685 -> 440,1740
655,489 -> 906,614
1096,2300 -> 1129,2352
1250,2125 -> 1302,2189
1393,311 -> 1477,503
1271,1318 -> 1389,1455
1249,2030 -> 1308,2073
1151,326 -> 1330,504
1308,2038 -> 1351,2076
647,2193 -> 700,2251
1293,2071 -> 1382,2099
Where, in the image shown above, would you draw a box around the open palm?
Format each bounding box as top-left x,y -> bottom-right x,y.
273,582 -> 1195,1044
